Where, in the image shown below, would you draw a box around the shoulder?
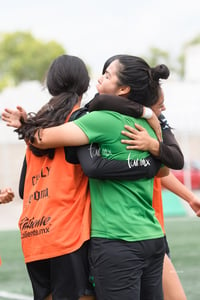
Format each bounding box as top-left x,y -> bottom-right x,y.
69,107 -> 89,121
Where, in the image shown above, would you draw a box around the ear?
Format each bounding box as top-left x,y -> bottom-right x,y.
117,85 -> 130,96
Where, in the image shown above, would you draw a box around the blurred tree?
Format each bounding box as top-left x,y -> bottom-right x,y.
178,34 -> 200,79
186,35 -> 200,45
0,31 -> 65,91
143,47 -> 179,78
177,53 -> 185,79
143,47 -> 170,67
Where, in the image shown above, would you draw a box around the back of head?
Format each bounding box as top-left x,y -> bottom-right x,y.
47,54 -> 90,97
104,54 -> 169,107
16,54 -> 90,158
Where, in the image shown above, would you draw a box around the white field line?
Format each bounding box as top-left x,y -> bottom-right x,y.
0,291 -> 32,300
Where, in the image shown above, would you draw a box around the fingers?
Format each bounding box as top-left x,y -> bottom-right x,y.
16,106 -> 23,111
121,125 -> 141,148
1,111 -> 9,119
121,139 -> 135,145
134,123 -> 146,131
121,130 -> 136,139
5,188 -> 14,194
0,190 -> 14,203
124,124 -> 145,133
2,109 -> 12,121
1,109 -> 22,128
3,108 -> 13,114
1,114 -> 12,126
0,187 -> 14,195
16,106 -> 26,114
1,116 -> 13,127
121,124 -> 139,139
123,124 -> 138,133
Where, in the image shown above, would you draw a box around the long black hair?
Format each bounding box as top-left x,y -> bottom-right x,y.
102,54 -> 169,107
16,54 -> 90,158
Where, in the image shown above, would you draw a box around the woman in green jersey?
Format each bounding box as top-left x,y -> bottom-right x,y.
5,55 -> 170,300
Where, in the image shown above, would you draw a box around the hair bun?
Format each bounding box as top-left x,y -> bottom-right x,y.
151,64 -> 170,81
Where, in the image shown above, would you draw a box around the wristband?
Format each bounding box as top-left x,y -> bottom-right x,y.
142,107 -> 153,119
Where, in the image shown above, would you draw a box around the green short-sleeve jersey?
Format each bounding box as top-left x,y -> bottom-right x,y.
74,110 -> 163,241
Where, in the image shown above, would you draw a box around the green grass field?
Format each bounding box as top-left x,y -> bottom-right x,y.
0,217 -> 199,300
164,217 -> 200,300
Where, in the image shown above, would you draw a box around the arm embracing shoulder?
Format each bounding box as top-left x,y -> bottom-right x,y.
65,107 -> 161,180
33,122 -> 89,149
86,94 -> 163,140
86,94 -> 143,117
157,114 -> 184,170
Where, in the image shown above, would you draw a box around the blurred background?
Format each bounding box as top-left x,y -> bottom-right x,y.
0,0 -> 200,222
0,0 -> 200,299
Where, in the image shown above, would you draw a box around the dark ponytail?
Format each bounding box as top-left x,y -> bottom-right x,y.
15,54 -> 90,158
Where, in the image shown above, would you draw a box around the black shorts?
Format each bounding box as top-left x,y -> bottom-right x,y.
27,241 -> 95,300
89,237 -> 165,300
164,235 -> 171,257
